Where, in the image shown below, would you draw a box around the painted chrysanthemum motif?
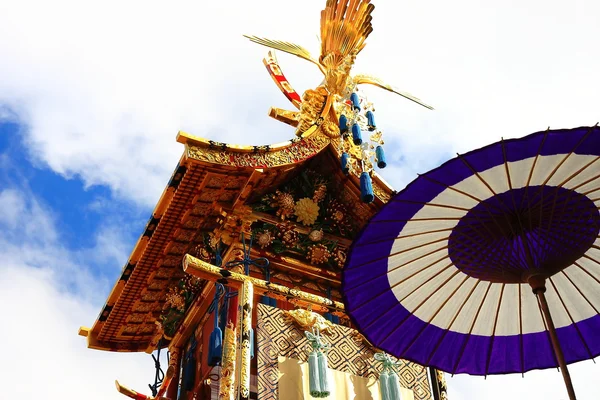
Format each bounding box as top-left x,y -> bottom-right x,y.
309,229 -> 324,242
277,222 -> 300,247
313,184 -> 328,203
273,191 -> 295,220
195,245 -> 212,262
164,288 -> 185,312
295,198 -> 320,226
333,248 -> 347,269
307,244 -> 331,264
257,231 -> 274,249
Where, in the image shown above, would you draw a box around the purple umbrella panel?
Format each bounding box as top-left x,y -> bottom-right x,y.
343,126 -> 600,377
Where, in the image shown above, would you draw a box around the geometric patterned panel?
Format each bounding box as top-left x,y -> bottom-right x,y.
257,304 -> 432,400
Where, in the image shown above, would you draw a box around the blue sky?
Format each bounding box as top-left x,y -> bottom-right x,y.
1,0 -> 600,399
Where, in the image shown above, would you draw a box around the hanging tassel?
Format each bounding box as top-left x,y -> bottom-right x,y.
360,172 -> 374,203
350,92 -> 361,111
208,325 -> 223,367
352,124 -> 362,145
376,145 -> 387,169
341,152 -> 350,175
387,371 -> 402,400
317,351 -> 330,398
308,351 -> 321,398
182,337 -> 197,391
339,114 -> 348,134
379,370 -> 391,400
208,285 -> 224,366
366,110 -> 376,131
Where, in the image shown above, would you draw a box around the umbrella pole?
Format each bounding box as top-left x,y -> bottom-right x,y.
531,278 -> 577,400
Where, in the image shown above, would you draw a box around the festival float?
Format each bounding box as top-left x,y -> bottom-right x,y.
79,1 -> 448,399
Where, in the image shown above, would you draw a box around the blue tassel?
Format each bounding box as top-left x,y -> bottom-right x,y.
360,172 -> 374,203
308,352 -> 321,398
207,286 -> 224,366
352,124 -> 362,145
350,92 -> 361,111
207,326 -> 223,366
366,110 -> 376,131
388,371 -> 402,400
323,313 -> 332,322
260,296 -> 270,305
376,146 -> 387,169
331,315 -> 339,324
317,351 -> 330,397
341,153 -> 350,175
339,114 -> 348,133
379,370 -> 391,400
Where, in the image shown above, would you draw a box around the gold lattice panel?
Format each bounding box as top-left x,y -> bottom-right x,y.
256,304 -> 432,400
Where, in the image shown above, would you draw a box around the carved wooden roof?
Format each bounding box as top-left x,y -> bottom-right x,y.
81,130 -> 393,352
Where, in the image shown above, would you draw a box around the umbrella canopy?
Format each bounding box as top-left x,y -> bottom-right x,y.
343,126 -> 600,381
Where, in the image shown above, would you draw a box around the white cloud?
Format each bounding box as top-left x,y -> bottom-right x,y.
0,187 -> 157,399
2,1 -> 596,206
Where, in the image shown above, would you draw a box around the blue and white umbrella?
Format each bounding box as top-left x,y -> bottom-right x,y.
343,126 -> 600,400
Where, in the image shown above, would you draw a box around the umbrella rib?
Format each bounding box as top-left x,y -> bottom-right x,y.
525,125 -> 598,217
525,128 -> 550,188
484,283 -> 506,377
347,239 -> 448,271
344,249 -> 451,295
415,170 -> 529,249
352,262 -> 456,333
353,227 -> 453,248
416,173 -> 485,204
570,173 -> 600,193
370,217 -> 461,223
560,270 -> 600,315
390,198 -> 472,212
501,138 -> 513,190
452,281 -> 493,374
548,276 -> 594,360
377,269 -> 462,349
350,252 -> 448,298
457,153 -> 526,245
556,155 -> 600,189
574,259 -> 600,285
501,137 -> 535,266
423,279 -> 483,366
456,153 -> 498,196
395,274 -> 471,357
540,125 -> 597,187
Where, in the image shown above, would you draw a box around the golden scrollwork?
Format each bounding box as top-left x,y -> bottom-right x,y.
219,323 -> 237,400
182,255 -> 345,313
284,308 -> 334,333
372,181 -> 391,203
186,133 -> 330,168
239,281 -> 253,400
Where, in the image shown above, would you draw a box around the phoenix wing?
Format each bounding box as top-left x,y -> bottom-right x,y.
353,74 -> 434,110
243,35 -> 324,74
319,0 -> 375,69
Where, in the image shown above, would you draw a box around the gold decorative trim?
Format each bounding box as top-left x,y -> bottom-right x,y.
219,323 -> 237,400
183,255 -> 345,313
181,131 -> 330,168
239,281 -> 253,400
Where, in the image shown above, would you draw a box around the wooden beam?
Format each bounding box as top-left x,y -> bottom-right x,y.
182,254 -> 345,313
